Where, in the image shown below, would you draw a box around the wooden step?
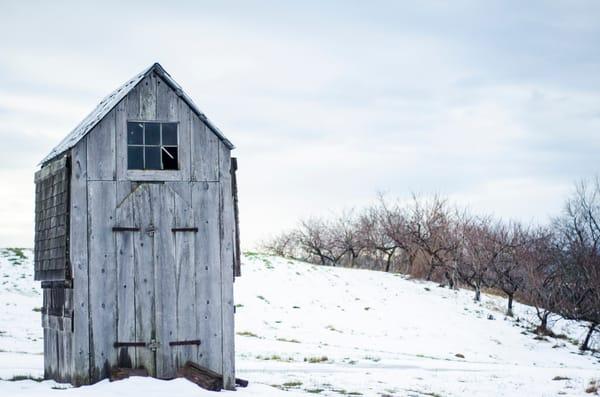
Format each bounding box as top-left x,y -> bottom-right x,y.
177,361 -> 223,391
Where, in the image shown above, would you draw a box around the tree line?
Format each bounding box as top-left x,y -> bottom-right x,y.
264,177 -> 600,351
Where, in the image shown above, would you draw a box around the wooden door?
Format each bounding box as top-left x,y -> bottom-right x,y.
153,184 -> 198,378
115,184 -> 157,375
115,184 -> 197,379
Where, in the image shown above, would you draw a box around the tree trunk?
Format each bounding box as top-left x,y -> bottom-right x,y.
384,251 -> 393,273
506,294 -> 514,317
474,285 -> 481,302
580,323 -> 597,351
426,263 -> 435,281
534,310 -> 551,335
444,271 -> 455,289
540,312 -> 548,333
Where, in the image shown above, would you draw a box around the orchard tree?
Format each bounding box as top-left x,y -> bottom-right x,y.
491,222 -> 530,316
521,228 -> 562,334
554,177 -> 600,351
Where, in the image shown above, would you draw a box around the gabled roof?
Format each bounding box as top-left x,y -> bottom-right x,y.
40,63 -> 234,165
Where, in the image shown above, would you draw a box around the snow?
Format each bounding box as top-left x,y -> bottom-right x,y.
0,248 -> 598,396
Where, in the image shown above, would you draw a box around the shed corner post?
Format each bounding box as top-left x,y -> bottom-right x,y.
219,144 -> 236,390
70,141 -> 91,385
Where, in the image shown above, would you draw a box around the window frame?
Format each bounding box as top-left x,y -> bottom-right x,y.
126,120 -> 180,171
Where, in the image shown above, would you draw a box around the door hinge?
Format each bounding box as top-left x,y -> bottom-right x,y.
169,339 -> 201,346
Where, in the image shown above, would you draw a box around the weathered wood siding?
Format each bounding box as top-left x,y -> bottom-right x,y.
219,143 -> 236,390
41,280 -> 73,383
69,70 -> 237,386
35,154 -> 75,384
87,180 -> 117,382
69,139 -> 89,386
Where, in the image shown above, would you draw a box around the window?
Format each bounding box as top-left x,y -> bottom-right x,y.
127,122 -> 179,170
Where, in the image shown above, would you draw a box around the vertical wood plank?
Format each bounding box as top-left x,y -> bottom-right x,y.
115,100 -> 128,181
87,109 -> 116,181
126,81 -> 141,119
191,115 -> 219,182
164,182 -> 191,207
192,181 -> 222,373
131,184 -> 156,375
219,144 -> 236,390
115,197 -> 137,369
156,76 -> 178,121
65,331 -> 73,382
153,184 -> 177,378
87,180 -> 117,382
173,187 -> 196,368
44,328 -> 58,380
139,73 -> 157,120
177,96 -> 191,181
57,330 -> 65,381
43,328 -> 50,379
116,181 -> 133,206
70,139 -> 90,385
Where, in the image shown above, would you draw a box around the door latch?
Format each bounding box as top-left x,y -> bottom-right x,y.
145,225 -> 156,236
147,339 -> 160,351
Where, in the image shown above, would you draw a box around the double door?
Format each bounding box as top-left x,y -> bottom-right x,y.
113,183 -> 199,378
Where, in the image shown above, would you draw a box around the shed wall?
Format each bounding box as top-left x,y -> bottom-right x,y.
75,71 -> 236,386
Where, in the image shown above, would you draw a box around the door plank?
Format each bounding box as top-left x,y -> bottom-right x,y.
132,185 -> 156,375
115,197 -> 137,369
153,184 -> 177,378
173,188 -> 197,369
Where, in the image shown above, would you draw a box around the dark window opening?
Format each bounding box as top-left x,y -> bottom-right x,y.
127,122 -> 179,170
162,146 -> 178,170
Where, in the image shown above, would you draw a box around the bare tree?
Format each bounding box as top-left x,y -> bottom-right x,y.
490,222 -> 530,316
406,195 -> 458,283
521,228 -> 562,335
262,230 -> 300,258
375,197 -> 417,273
554,177 -> 600,351
295,218 -> 343,266
456,217 -> 509,301
356,206 -> 399,272
331,211 -> 365,268
263,181 -> 599,353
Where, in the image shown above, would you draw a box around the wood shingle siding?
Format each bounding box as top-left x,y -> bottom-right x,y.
34,155 -> 70,281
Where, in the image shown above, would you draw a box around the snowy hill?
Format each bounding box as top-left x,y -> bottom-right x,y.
0,248 -> 598,396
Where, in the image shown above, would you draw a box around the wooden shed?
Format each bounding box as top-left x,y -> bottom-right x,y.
33,63 -> 240,388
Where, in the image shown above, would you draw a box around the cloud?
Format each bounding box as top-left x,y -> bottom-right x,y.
0,1 -> 599,247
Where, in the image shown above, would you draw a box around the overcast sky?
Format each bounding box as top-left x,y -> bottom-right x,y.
1,1 -> 599,248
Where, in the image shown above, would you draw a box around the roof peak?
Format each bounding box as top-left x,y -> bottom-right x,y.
40,63 -> 233,165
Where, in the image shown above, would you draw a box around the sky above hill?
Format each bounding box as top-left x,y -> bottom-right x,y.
1,0 -> 599,248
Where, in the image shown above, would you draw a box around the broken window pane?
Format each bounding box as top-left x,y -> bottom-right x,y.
145,146 -> 161,169
127,121 -> 179,171
162,123 -> 178,145
145,123 -> 160,145
127,146 -> 144,169
127,122 -> 144,144
162,146 -> 178,170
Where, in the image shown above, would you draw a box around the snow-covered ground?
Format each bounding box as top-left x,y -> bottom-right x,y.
0,248 -> 598,396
